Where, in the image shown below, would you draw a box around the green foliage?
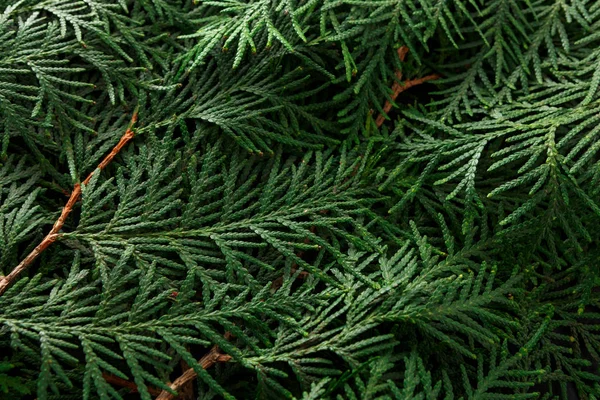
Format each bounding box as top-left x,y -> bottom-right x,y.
0,359 -> 32,398
1,0 -> 600,399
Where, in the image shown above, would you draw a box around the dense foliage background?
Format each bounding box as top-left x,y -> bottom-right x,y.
0,0 -> 599,399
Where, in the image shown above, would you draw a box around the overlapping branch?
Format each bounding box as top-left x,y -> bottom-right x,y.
0,108 -> 139,296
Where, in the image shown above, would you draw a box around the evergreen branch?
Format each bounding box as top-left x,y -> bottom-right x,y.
0,107 -> 138,296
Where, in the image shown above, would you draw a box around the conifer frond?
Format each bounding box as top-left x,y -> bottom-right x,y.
389,92 -> 600,246
0,0 -> 170,150
429,0 -> 597,122
244,228 -> 526,396
177,52 -> 341,153
521,263 -> 600,399
68,139 -> 382,289
180,0 -> 306,71
302,316 -> 552,399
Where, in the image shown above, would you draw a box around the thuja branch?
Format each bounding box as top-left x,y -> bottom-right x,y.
0,108 -> 139,296
375,46 -> 440,128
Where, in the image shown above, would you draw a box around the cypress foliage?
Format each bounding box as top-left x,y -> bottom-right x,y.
0,0 -> 599,399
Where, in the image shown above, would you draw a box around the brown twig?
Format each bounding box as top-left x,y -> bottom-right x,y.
177,350 -> 195,400
102,373 -> 162,397
156,332 -> 233,400
0,108 -> 139,296
375,46 -> 440,128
